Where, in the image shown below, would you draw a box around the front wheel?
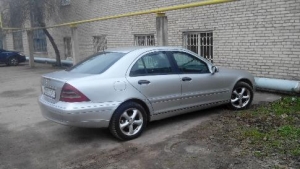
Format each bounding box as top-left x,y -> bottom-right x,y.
228,82 -> 253,110
8,57 -> 19,66
109,102 -> 147,140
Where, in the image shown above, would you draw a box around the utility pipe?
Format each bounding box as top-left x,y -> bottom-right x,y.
1,0 -> 237,31
25,57 -> 73,67
255,77 -> 300,93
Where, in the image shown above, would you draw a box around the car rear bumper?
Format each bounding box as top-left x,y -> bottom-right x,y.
38,96 -> 121,128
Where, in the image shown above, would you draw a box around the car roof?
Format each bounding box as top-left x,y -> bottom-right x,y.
105,46 -> 185,53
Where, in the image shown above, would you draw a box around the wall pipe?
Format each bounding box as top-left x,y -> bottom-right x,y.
255,77 -> 300,93
25,57 -> 73,67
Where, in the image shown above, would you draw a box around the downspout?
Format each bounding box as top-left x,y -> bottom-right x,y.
255,77 -> 300,93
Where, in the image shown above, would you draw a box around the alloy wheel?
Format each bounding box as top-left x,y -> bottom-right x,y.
10,58 -> 18,66
119,108 -> 143,136
231,87 -> 251,109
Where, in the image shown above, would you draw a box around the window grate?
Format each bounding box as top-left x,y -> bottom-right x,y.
13,32 -> 23,51
63,37 -> 72,59
93,35 -> 107,53
134,34 -> 155,46
183,32 -> 213,62
33,30 -> 47,52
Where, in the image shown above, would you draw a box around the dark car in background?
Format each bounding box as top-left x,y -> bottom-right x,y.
0,49 -> 26,66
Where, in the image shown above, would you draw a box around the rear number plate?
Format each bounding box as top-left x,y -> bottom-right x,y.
43,87 -> 56,99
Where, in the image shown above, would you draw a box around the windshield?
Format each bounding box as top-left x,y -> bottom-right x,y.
67,52 -> 125,74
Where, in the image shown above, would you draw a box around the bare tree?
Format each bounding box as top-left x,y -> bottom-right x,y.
1,0 -> 62,66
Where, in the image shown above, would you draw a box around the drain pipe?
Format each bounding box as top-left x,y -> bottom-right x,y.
255,77 -> 300,93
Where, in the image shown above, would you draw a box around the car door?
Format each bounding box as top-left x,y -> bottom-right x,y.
126,51 -> 181,114
169,51 -> 230,108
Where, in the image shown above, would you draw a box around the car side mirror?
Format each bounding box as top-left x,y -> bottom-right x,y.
211,66 -> 219,74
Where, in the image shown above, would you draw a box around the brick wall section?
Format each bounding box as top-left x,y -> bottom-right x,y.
167,0 -> 300,80
7,0 -> 300,80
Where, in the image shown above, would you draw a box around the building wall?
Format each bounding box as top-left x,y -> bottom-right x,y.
6,0 -> 300,80
5,33 -> 13,50
166,0 -> 300,80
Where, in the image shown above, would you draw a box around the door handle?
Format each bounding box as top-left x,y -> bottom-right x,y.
182,77 -> 192,81
138,80 -> 150,85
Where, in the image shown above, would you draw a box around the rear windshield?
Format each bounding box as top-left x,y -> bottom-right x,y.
67,52 -> 125,74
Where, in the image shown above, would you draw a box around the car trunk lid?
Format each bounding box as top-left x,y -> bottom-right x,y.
41,70 -> 91,103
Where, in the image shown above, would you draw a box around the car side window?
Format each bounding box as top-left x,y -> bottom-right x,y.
130,52 -> 172,76
172,52 -> 210,74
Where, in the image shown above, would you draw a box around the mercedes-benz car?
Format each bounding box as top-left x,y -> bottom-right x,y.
38,47 -> 255,140
0,49 -> 26,66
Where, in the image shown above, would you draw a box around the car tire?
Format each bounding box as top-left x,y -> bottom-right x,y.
109,102 -> 147,141
8,56 -> 19,66
228,81 -> 253,110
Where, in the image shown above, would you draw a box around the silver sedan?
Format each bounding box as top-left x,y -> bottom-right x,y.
38,47 -> 255,140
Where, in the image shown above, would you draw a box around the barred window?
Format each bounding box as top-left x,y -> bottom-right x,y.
64,37 -> 72,59
93,35 -> 107,53
134,34 -> 155,46
33,30 -> 47,52
13,32 -> 23,51
183,32 -> 213,62
61,0 -> 71,6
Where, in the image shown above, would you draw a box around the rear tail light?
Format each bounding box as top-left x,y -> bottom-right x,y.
60,83 -> 90,102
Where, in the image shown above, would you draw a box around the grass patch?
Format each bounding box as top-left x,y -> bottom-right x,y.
233,97 -> 300,159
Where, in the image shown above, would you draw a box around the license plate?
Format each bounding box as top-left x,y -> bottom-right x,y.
42,87 -> 56,99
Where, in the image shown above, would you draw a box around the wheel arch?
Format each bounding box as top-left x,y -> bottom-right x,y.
116,98 -> 152,122
236,78 -> 254,89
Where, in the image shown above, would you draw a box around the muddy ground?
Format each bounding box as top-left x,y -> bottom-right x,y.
0,63 -> 284,169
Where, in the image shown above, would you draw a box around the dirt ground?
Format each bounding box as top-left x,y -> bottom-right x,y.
59,112 -> 276,169
0,63 -> 284,169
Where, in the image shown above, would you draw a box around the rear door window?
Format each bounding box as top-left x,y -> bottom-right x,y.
130,52 -> 173,76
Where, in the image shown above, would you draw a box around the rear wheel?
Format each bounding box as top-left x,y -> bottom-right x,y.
109,102 -> 147,140
228,82 -> 253,110
8,57 -> 19,66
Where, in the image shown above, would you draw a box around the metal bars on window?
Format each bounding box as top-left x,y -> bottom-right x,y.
93,35 -> 107,53
63,37 -> 72,59
134,35 -> 155,46
13,32 -> 23,51
183,32 -> 213,62
33,30 -> 47,52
